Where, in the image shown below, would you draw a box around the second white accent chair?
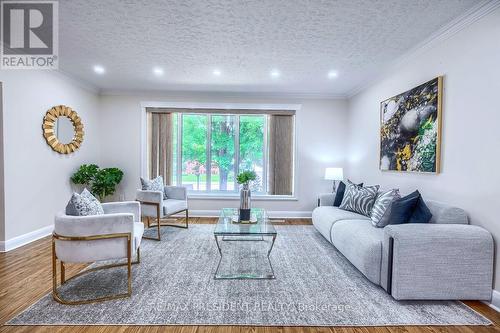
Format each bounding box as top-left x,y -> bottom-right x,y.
136,185 -> 189,240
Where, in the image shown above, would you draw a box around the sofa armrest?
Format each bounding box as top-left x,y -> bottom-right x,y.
318,192 -> 335,206
54,213 -> 134,237
382,224 -> 493,300
165,186 -> 187,200
136,189 -> 163,204
102,201 -> 141,222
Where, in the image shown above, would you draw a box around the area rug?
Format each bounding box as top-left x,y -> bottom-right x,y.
8,225 -> 491,326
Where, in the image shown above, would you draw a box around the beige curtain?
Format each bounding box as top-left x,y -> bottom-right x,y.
149,113 -> 173,184
268,115 -> 294,195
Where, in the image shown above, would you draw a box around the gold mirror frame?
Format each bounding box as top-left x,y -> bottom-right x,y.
42,105 -> 84,154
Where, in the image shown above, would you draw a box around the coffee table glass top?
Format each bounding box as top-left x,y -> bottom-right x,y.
214,208 -> 276,235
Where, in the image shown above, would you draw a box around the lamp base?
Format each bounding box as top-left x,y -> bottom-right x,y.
332,180 -> 337,193
239,209 -> 251,221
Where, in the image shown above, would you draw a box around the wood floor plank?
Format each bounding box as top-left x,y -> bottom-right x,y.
0,218 -> 498,333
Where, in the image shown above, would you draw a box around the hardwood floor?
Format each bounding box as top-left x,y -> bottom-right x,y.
1,217 -> 499,333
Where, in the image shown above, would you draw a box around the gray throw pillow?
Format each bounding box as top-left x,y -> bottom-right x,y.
66,188 -> 104,216
371,189 -> 401,227
339,181 -> 380,217
141,176 -> 166,199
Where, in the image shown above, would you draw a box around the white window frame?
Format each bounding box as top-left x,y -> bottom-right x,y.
141,102 -> 301,201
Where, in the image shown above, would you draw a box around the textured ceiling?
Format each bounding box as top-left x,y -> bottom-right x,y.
59,0 -> 478,95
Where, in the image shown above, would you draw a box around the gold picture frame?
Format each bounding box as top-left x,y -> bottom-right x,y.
379,76 -> 443,173
42,105 -> 84,154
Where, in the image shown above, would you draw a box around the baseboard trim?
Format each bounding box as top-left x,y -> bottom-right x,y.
483,289 -> 500,312
0,225 -> 53,252
0,211 -> 311,251
174,210 -> 312,218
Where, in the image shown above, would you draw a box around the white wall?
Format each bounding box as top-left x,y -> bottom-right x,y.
0,83 -> 4,242
347,8 -> 500,288
0,70 -> 101,244
99,93 -> 348,215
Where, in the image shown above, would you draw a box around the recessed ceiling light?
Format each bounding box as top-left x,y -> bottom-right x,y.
270,69 -> 280,78
93,65 -> 105,74
328,70 -> 338,79
213,69 -> 221,76
153,67 -> 164,76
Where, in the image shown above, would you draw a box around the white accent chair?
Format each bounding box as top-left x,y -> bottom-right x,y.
136,185 -> 189,241
52,201 -> 144,305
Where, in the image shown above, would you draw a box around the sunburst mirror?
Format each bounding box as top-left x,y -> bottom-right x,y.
42,105 -> 84,154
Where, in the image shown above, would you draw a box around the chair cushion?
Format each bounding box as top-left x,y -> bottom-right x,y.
163,199 -> 187,215
133,222 -> 144,251
312,206 -> 369,242
141,176 -> 166,199
331,219 -> 384,285
65,188 -> 104,216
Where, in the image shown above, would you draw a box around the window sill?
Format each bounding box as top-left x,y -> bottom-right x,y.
187,194 -> 298,201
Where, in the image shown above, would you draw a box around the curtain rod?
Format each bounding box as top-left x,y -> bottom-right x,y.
146,107 -> 296,115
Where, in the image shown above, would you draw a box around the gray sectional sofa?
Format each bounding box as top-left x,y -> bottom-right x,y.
312,193 -> 494,301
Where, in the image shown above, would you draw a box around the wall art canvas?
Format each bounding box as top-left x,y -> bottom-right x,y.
380,77 -> 442,173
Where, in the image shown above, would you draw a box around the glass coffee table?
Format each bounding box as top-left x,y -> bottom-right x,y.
214,208 -> 277,279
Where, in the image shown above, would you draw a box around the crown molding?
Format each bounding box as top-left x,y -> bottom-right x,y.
51,69 -> 100,94
99,88 -> 347,100
347,0 -> 500,98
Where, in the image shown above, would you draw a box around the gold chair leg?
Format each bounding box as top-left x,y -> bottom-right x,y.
127,237 -> 132,296
157,203 -> 161,241
52,239 -> 57,295
61,261 -> 65,284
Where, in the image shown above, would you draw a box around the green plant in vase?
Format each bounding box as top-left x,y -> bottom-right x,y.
236,170 -> 257,187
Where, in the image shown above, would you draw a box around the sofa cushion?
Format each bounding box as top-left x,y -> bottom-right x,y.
339,181 -> 379,217
371,189 -> 400,227
333,181 -> 346,207
333,181 -> 363,206
312,206 -> 369,242
331,219 -> 384,285
388,190 -> 420,225
426,200 -> 468,224
408,195 -> 432,223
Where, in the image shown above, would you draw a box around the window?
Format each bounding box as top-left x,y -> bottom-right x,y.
181,114 -> 208,190
148,109 -> 294,196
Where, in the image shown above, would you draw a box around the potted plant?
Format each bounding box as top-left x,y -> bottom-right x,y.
71,164 -> 124,201
236,170 -> 257,221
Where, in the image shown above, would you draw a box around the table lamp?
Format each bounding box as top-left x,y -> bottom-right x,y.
324,167 -> 343,192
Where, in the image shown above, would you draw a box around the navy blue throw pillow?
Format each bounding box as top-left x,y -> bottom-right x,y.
333,181 -> 363,207
388,190 -> 420,225
333,182 -> 346,206
409,195 -> 432,223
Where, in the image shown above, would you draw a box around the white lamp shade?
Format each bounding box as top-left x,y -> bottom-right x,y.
324,167 -> 343,181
